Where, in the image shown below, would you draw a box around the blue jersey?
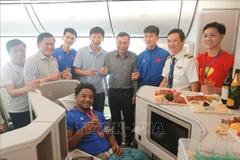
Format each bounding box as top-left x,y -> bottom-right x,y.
52,46 -> 77,79
66,108 -> 110,156
138,45 -> 170,87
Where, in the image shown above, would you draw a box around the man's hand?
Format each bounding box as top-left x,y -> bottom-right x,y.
131,72 -> 140,81
78,119 -> 100,135
112,144 -> 124,157
62,68 -> 72,80
27,79 -> 40,90
0,124 -> 5,134
100,67 -> 109,75
85,69 -> 98,76
132,96 -> 136,104
201,84 -> 216,95
62,72 -> 72,80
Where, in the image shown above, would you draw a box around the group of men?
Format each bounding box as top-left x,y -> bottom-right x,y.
1,21 -> 234,159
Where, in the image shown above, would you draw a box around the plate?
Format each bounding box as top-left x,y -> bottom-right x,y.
229,128 -> 240,142
154,89 -> 188,106
185,94 -> 233,115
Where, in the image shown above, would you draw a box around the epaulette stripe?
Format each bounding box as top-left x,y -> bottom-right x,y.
184,54 -> 193,59
167,55 -> 173,59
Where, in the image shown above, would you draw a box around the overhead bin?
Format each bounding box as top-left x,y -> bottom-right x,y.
32,2 -> 113,37
0,0 -> 197,38
1,4 -> 40,37
108,0 -> 197,37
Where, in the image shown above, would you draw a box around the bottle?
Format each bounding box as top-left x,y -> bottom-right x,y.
226,69 -> 240,110
221,67 -> 233,104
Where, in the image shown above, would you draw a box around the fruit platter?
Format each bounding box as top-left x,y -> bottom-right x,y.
154,89 -> 188,105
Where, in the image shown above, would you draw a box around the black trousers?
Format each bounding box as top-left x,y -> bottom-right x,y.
92,92 -> 105,113
9,111 -> 31,129
108,88 -> 134,145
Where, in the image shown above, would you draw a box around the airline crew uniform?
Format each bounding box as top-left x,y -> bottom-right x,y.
53,46 -> 77,79
24,50 -> 59,81
73,45 -> 108,113
1,62 -> 31,129
162,50 -> 199,90
137,45 -> 170,87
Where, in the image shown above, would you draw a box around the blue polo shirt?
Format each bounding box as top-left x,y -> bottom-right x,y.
52,46 -> 77,79
66,107 -> 110,156
138,45 -> 170,87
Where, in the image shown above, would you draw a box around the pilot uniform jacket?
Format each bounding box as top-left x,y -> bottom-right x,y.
162,50 -> 199,90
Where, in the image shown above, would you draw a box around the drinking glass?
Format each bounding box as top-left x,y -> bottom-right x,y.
216,116 -> 232,138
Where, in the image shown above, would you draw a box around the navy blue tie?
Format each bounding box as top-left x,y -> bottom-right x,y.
167,57 -> 176,88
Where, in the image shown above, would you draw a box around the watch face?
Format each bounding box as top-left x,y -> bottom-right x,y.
72,157 -> 93,160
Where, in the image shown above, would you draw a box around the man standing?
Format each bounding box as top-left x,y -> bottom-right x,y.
100,32 -> 137,147
133,25 -> 170,87
1,39 -> 39,129
53,28 -> 77,79
24,32 -> 62,84
74,27 -> 108,113
160,29 -> 199,91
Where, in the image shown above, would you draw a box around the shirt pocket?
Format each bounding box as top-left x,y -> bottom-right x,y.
174,66 -> 186,82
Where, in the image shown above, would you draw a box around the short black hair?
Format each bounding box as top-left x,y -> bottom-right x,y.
75,83 -> 96,96
144,25 -> 159,36
203,22 -> 226,35
6,39 -> 26,54
168,28 -> 186,41
63,28 -> 77,37
117,32 -> 130,40
37,32 -> 55,43
90,27 -> 105,37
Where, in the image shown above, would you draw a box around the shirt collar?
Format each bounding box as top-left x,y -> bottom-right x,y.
37,50 -> 54,60
172,49 -> 184,59
146,44 -> 158,51
88,44 -> 103,56
9,61 -> 23,69
60,45 -> 73,54
115,50 -> 129,57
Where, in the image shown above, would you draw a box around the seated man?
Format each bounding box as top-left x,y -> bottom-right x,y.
66,83 -> 149,160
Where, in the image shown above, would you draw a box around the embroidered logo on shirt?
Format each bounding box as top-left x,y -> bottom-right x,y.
72,56 -> 75,60
16,72 -> 20,76
58,56 -> 62,59
143,59 -> 146,63
80,117 -> 84,121
156,58 -> 161,63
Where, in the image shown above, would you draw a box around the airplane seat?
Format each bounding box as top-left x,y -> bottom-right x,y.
0,88 -> 12,131
38,79 -> 80,102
